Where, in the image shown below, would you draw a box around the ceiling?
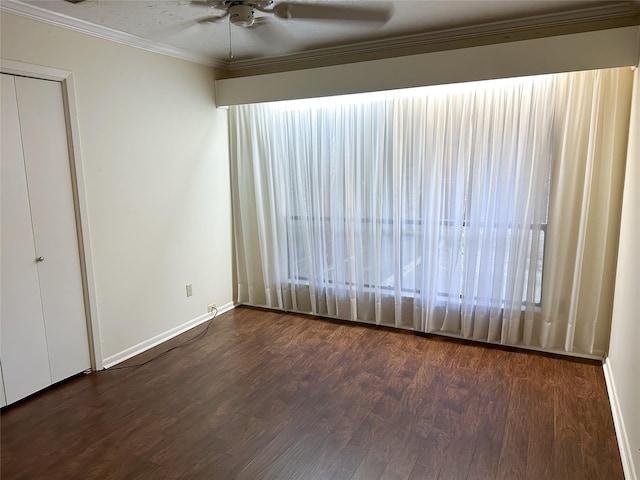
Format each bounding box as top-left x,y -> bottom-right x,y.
5,0 -> 640,74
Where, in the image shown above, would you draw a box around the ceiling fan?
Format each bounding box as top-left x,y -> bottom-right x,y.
62,0 -> 393,58
186,0 -> 394,58
192,1 -> 393,28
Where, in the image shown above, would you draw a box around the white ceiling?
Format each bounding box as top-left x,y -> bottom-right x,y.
7,0 -> 640,71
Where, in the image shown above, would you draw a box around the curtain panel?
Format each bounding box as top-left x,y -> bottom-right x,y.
229,68 -> 632,357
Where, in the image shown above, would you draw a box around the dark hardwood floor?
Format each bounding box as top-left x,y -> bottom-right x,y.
1,306 -> 623,479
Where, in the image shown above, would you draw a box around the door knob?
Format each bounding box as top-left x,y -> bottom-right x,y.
36,256 -> 44,262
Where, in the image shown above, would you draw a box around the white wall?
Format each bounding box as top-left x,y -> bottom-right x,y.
1,13 -> 233,365
606,62 -> 640,480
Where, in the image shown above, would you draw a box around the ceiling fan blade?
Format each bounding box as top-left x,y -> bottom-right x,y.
147,14 -> 226,41
198,13 -> 229,24
245,17 -> 294,54
272,2 -> 392,23
189,0 -> 225,7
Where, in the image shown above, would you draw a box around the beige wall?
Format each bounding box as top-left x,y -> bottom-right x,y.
607,62 -> 640,480
1,13 -> 233,363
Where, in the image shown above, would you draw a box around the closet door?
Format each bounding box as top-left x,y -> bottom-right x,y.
1,74 -> 90,404
1,74 -> 52,403
15,76 -> 90,384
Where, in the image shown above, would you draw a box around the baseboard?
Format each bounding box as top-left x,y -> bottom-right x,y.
603,358 -> 637,480
102,302 -> 235,369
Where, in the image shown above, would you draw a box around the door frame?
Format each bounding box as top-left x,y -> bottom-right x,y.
1,59 -> 103,370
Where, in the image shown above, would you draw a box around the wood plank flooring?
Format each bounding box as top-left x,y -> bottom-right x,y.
1,306 -> 623,479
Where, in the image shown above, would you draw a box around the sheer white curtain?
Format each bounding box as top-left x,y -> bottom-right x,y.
230,68 -> 632,356
541,68 -> 633,354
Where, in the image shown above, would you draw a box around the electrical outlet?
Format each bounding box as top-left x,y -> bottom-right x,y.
208,303 -> 217,313
186,284 -> 193,297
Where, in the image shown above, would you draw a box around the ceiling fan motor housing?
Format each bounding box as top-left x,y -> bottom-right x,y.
229,3 -> 255,27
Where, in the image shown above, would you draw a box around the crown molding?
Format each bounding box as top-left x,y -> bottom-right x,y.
227,2 -> 640,76
0,0 -> 229,69
2,0 -> 638,76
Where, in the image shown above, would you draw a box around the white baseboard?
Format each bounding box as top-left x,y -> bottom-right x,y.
603,358 -> 637,480
102,302 -> 235,369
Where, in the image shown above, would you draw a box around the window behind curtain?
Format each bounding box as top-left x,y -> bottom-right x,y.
231,68 -> 632,355
279,79 -> 553,309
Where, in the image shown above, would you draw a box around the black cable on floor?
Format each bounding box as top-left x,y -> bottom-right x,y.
100,307 -> 218,371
